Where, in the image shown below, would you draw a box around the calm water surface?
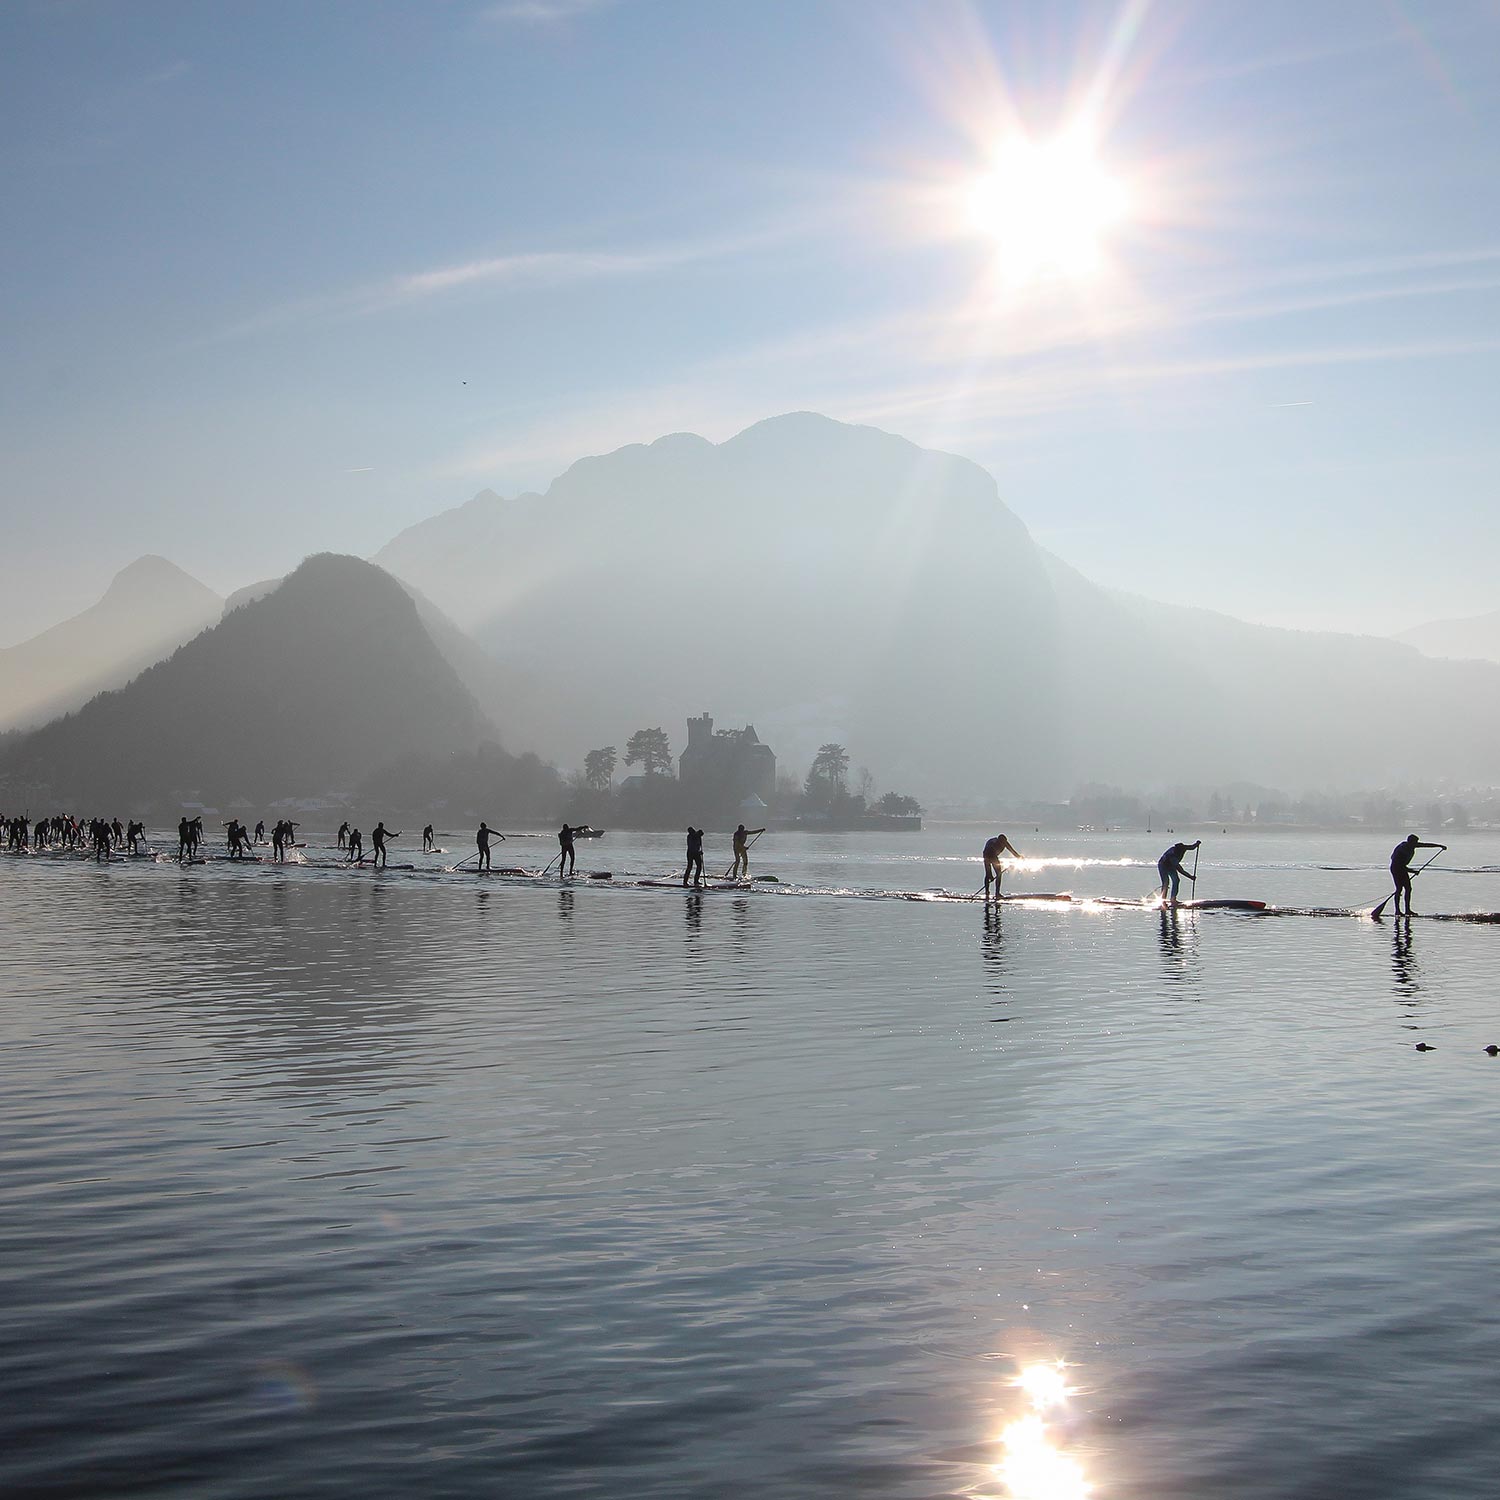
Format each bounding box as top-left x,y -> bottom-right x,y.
4,828 -> 1499,1498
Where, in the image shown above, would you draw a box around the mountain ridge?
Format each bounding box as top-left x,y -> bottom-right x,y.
0,554 -> 493,810
0,555 -> 223,732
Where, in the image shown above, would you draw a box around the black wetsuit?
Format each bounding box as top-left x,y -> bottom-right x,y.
684,828 -> 704,887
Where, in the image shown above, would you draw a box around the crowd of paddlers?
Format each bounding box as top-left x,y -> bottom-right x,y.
3,814 -> 152,859
0,814 -> 1455,917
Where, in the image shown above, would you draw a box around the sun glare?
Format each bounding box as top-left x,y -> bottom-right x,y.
963,133 -> 1129,281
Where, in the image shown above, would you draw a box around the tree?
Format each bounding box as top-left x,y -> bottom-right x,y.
878,791 -> 923,816
584,746 -> 617,792
624,727 -> 673,777
808,743 -> 849,791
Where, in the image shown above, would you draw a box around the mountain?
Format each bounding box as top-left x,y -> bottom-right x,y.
375,488 -> 507,631
0,554 -> 493,810
0,556 -> 222,732
376,414 -> 1066,795
1043,554 -> 1500,789
222,569 -> 531,730
373,412 -> 1500,799
1395,610 -> 1500,665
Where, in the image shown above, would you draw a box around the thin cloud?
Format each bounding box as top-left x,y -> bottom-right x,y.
482,0 -> 615,24
384,244 -> 701,302
143,60 -> 192,86
218,220 -> 798,339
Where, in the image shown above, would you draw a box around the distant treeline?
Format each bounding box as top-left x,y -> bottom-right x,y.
991,782 -> 1498,832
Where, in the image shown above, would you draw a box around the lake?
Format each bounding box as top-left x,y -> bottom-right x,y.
4,825 -> 1498,1498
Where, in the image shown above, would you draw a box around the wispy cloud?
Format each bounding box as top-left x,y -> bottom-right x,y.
142,60 -> 192,87
481,0 -> 615,24
219,221 -> 796,339
384,244 -> 703,302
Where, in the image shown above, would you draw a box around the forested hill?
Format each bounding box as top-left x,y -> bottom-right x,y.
0,554 -> 494,810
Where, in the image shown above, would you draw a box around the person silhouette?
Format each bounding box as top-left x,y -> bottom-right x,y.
683,827 -> 705,887
1389,833 -> 1445,917
1157,840 -> 1202,907
371,822 -> 400,869
731,824 -> 765,880
476,821 -> 505,872
982,833 -> 1021,901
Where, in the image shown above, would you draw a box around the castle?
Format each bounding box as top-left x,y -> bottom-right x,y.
677,714 -> 776,813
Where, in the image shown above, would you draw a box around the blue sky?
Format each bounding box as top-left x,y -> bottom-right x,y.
3,0 -> 1498,643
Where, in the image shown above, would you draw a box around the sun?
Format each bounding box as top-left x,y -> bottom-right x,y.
962,131 -> 1129,281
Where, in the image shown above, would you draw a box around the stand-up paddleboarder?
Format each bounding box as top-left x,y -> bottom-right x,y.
371,822 -> 400,870
983,833 -> 1022,901
1390,833 -> 1445,917
476,821 -> 505,872
730,824 -> 765,880
683,827 -> 705,887
1157,840 -> 1202,907
558,824 -> 576,878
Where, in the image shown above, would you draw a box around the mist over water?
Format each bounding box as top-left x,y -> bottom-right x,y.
5,829 -> 1499,1497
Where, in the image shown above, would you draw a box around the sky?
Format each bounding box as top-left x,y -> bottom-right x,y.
3,0 -> 1499,645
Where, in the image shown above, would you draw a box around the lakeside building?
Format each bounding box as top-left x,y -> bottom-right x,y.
678,715 -> 776,813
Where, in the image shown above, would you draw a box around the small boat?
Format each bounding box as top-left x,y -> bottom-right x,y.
570,826 -> 606,839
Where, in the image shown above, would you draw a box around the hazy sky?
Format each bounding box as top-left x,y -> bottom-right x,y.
4,0 -> 1498,644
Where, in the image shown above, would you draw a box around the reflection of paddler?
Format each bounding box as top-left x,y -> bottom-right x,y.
982,833 -> 1021,901
731,824 -> 764,879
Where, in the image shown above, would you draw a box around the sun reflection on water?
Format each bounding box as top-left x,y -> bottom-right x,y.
988,1361 -> 1091,1500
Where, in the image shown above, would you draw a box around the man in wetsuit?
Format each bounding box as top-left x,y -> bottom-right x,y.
683,827 -> 705,887
731,824 -> 765,880
337,821 -> 350,850
557,824 -> 576,877
271,820 -> 286,861
347,827 -> 363,863
370,822 -> 399,869
254,820 -> 265,845
93,819 -> 112,862
423,824 -> 435,852
127,820 -> 144,855
476,821 -> 504,872
982,833 -> 1022,901
1157,840 -> 1202,907
1390,833 -> 1446,917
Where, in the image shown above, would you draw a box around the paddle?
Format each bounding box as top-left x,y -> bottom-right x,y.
541,852 -> 561,876
1190,842 -> 1201,902
446,851 -> 481,873
1372,847 -> 1444,919
723,830 -> 763,879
